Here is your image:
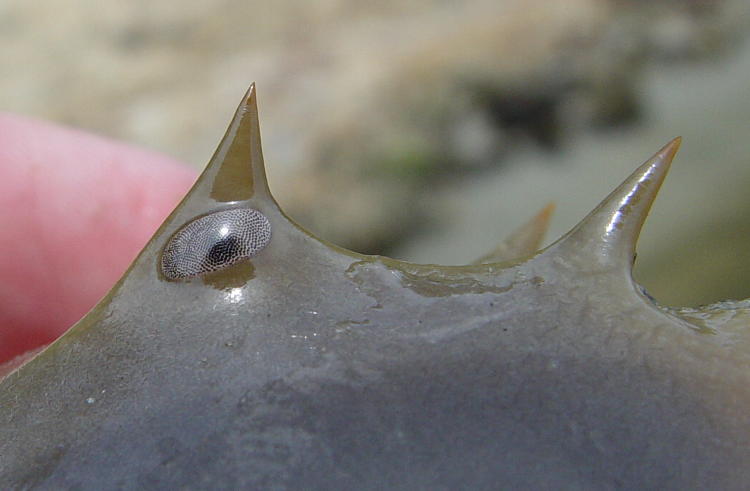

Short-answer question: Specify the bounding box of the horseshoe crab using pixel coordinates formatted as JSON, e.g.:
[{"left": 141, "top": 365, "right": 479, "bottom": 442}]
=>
[{"left": 2, "top": 85, "right": 749, "bottom": 489}]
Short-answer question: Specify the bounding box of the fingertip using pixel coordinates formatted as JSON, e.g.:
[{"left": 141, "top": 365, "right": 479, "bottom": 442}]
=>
[{"left": 0, "top": 114, "right": 197, "bottom": 363}]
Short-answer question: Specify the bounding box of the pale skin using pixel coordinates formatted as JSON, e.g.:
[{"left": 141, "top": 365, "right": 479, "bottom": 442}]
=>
[{"left": 0, "top": 114, "right": 196, "bottom": 372}]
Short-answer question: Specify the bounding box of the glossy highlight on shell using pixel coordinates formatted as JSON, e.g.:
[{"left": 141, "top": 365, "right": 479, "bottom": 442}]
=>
[
  {"left": 2, "top": 84, "right": 750, "bottom": 489},
  {"left": 160, "top": 208, "right": 271, "bottom": 280}
]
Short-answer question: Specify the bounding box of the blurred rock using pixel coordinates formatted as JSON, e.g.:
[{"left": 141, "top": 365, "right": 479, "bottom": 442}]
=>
[{"left": 0, "top": 0, "right": 747, "bottom": 253}]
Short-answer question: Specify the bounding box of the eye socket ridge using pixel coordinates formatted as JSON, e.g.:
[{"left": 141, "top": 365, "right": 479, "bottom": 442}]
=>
[{"left": 160, "top": 208, "right": 272, "bottom": 280}]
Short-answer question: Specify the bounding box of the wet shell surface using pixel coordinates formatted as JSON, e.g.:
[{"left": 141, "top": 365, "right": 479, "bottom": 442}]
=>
[{"left": 2, "top": 85, "right": 750, "bottom": 489}]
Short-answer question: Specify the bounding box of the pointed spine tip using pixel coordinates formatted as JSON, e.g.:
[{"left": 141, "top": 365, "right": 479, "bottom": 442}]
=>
[
  {"left": 537, "top": 202, "right": 556, "bottom": 226},
  {"left": 181, "top": 83, "right": 271, "bottom": 204},
  {"left": 548, "top": 139, "right": 681, "bottom": 269},
  {"left": 659, "top": 136, "right": 681, "bottom": 162},
  {"left": 473, "top": 202, "right": 556, "bottom": 264},
  {"left": 244, "top": 82, "right": 257, "bottom": 107}
]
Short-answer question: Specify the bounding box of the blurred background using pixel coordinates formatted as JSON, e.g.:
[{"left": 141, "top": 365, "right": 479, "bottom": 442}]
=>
[{"left": 1, "top": 0, "right": 749, "bottom": 307}]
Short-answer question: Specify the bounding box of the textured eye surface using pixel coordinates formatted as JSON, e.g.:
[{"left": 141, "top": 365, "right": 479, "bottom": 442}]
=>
[{"left": 161, "top": 208, "right": 271, "bottom": 280}]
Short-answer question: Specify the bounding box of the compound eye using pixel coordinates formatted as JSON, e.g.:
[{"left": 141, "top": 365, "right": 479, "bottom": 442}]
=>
[{"left": 161, "top": 208, "right": 271, "bottom": 280}]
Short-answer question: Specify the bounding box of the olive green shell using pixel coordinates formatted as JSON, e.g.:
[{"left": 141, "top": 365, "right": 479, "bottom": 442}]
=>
[{"left": 2, "top": 86, "right": 749, "bottom": 489}]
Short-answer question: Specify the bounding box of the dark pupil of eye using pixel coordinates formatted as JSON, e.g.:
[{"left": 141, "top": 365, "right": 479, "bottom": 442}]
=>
[{"left": 207, "top": 235, "right": 242, "bottom": 265}]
